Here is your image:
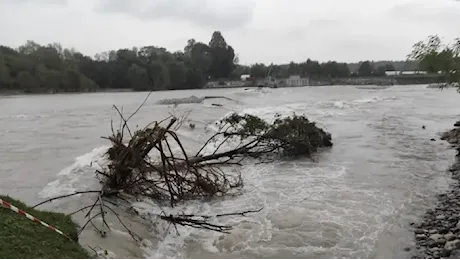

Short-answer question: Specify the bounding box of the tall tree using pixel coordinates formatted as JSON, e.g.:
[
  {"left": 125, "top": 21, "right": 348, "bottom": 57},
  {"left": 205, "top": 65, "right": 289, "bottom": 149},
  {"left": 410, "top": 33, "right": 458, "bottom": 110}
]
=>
[
  {"left": 209, "top": 31, "right": 228, "bottom": 49},
  {"left": 184, "top": 39, "right": 196, "bottom": 57},
  {"left": 408, "top": 35, "right": 460, "bottom": 88},
  {"left": 208, "top": 31, "right": 235, "bottom": 79},
  {"left": 250, "top": 63, "right": 267, "bottom": 78},
  {"left": 358, "top": 61, "right": 374, "bottom": 77},
  {"left": 0, "top": 55, "right": 12, "bottom": 89}
]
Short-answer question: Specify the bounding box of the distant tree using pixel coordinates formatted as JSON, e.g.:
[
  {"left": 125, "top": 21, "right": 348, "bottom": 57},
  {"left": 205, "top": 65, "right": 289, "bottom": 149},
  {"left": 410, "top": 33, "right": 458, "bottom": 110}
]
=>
[
  {"left": 16, "top": 71, "right": 39, "bottom": 92},
  {"left": 320, "top": 61, "right": 337, "bottom": 78},
  {"left": 288, "top": 62, "right": 300, "bottom": 75},
  {"left": 375, "top": 66, "right": 387, "bottom": 76},
  {"left": 208, "top": 31, "right": 235, "bottom": 79},
  {"left": 384, "top": 63, "right": 396, "bottom": 71},
  {"left": 17, "top": 40, "right": 41, "bottom": 55},
  {"left": 0, "top": 54, "right": 13, "bottom": 89},
  {"left": 184, "top": 39, "right": 196, "bottom": 57},
  {"left": 127, "top": 64, "right": 150, "bottom": 91},
  {"left": 250, "top": 63, "right": 267, "bottom": 78},
  {"left": 230, "top": 65, "right": 250, "bottom": 79},
  {"left": 320, "top": 61, "right": 350, "bottom": 78},
  {"left": 337, "top": 63, "right": 351, "bottom": 77},
  {"left": 408, "top": 35, "right": 460, "bottom": 88},
  {"left": 147, "top": 61, "right": 169, "bottom": 90},
  {"left": 233, "top": 54, "right": 240, "bottom": 66},
  {"left": 209, "top": 31, "right": 227, "bottom": 49},
  {"left": 306, "top": 59, "right": 322, "bottom": 79},
  {"left": 166, "top": 61, "right": 187, "bottom": 89},
  {"left": 358, "top": 61, "right": 374, "bottom": 77}
]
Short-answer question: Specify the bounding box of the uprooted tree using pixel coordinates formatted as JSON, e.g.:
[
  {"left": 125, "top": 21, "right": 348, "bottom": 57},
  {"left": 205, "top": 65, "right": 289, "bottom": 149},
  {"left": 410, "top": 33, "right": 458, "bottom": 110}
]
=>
[
  {"left": 98, "top": 112, "right": 333, "bottom": 208},
  {"left": 33, "top": 99, "right": 333, "bottom": 242}
]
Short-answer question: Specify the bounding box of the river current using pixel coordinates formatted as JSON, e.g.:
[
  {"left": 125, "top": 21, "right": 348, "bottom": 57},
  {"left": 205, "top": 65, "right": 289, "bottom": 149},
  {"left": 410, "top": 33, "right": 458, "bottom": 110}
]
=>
[{"left": 0, "top": 85, "right": 459, "bottom": 258}]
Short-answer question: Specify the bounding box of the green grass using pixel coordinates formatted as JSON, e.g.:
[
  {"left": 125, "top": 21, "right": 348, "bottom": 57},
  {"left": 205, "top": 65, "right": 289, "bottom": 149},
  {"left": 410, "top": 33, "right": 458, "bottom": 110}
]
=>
[{"left": 0, "top": 195, "right": 92, "bottom": 259}]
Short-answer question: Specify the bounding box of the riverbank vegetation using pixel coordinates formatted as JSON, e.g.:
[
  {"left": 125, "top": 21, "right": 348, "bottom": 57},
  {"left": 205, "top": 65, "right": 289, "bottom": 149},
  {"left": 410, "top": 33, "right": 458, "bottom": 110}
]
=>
[
  {"left": 0, "top": 195, "right": 91, "bottom": 258},
  {"left": 408, "top": 35, "right": 460, "bottom": 258},
  {"left": 408, "top": 35, "right": 460, "bottom": 90},
  {"left": 0, "top": 30, "right": 421, "bottom": 94}
]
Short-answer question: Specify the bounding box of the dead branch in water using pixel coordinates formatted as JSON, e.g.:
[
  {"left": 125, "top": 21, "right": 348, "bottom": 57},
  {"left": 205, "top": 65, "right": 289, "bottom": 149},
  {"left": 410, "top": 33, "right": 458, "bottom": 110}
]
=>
[
  {"left": 31, "top": 190, "right": 101, "bottom": 209},
  {"left": 35, "top": 189, "right": 263, "bottom": 243},
  {"left": 159, "top": 208, "right": 265, "bottom": 233}
]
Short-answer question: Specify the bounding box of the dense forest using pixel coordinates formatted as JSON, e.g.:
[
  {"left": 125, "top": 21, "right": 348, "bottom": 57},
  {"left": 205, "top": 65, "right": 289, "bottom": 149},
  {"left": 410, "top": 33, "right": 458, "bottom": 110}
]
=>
[{"left": 0, "top": 31, "right": 418, "bottom": 93}]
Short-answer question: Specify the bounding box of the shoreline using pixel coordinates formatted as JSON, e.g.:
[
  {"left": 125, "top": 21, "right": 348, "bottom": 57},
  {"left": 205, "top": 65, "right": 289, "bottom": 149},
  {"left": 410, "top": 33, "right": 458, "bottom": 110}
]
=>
[
  {"left": 412, "top": 123, "right": 460, "bottom": 258},
  {"left": 1, "top": 83, "right": 433, "bottom": 97}
]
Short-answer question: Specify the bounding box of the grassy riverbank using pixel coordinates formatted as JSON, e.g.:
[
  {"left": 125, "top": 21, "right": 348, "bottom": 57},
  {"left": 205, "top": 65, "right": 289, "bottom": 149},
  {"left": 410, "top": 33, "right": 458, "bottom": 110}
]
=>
[{"left": 0, "top": 195, "right": 91, "bottom": 258}]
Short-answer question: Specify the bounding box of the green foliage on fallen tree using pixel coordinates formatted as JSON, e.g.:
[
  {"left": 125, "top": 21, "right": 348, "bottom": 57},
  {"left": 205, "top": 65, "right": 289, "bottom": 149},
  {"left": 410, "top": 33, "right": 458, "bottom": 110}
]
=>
[
  {"left": 266, "top": 114, "right": 333, "bottom": 156},
  {"left": 221, "top": 113, "right": 333, "bottom": 157}
]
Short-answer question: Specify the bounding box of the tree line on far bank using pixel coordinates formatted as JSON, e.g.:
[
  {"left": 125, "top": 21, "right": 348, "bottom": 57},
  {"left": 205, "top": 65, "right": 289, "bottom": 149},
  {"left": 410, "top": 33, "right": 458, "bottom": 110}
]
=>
[{"left": 0, "top": 30, "right": 419, "bottom": 93}]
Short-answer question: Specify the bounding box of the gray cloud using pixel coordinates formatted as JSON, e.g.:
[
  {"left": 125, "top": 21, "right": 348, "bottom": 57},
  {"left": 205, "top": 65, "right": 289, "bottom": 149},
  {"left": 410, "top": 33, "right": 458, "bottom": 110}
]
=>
[
  {"left": 95, "top": 0, "right": 256, "bottom": 30},
  {"left": 0, "top": 0, "right": 458, "bottom": 64},
  {"left": 1, "top": 0, "right": 67, "bottom": 5},
  {"left": 387, "top": 0, "right": 460, "bottom": 35}
]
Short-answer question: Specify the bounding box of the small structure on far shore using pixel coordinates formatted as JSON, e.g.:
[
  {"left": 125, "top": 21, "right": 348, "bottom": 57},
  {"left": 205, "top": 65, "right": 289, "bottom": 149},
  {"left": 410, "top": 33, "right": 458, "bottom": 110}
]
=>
[
  {"left": 284, "top": 75, "right": 310, "bottom": 87},
  {"left": 385, "top": 70, "right": 428, "bottom": 76},
  {"left": 240, "top": 74, "right": 251, "bottom": 81}
]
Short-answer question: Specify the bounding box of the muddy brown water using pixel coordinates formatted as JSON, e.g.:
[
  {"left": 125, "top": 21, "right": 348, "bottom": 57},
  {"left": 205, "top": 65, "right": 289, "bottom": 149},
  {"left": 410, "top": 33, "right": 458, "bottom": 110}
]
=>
[{"left": 0, "top": 85, "right": 459, "bottom": 258}]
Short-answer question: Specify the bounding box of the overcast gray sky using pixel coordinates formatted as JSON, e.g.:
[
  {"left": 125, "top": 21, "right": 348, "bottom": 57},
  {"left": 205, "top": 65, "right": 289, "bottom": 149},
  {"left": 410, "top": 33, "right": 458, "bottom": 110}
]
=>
[{"left": 0, "top": 0, "right": 459, "bottom": 65}]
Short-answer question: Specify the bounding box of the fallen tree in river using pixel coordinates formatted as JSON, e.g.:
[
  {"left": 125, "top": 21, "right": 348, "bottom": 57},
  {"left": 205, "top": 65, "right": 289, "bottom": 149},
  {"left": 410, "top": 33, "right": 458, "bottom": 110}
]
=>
[
  {"left": 100, "top": 112, "right": 332, "bottom": 206},
  {"left": 33, "top": 96, "right": 333, "bottom": 243}
]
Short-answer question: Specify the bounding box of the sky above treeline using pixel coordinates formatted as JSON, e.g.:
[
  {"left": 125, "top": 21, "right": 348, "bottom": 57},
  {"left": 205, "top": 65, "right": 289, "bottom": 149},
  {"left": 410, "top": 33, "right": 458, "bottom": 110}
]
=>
[{"left": 1, "top": 0, "right": 459, "bottom": 65}]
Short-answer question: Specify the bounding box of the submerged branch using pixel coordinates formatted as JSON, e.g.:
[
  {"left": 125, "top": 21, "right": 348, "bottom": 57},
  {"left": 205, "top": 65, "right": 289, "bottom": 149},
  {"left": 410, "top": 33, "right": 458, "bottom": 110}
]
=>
[{"left": 32, "top": 190, "right": 102, "bottom": 209}]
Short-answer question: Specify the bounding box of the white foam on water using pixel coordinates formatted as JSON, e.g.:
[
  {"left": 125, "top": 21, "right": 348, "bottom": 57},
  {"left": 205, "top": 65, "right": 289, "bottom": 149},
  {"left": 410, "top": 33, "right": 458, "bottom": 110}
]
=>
[
  {"left": 352, "top": 96, "right": 397, "bottom": 104},
  {"left": 315, "top": 96, "right": 397, "bottom": 110},
  {"left": 228, "top": 88, "right": 272, "bottom": 97},
  {"left": 333, "top": 101, "right": 346, "bottom": 109},
  {"left": 0, "top": 114, "right": 49, "bottom": 120},
  {"left": 212, "top": 94, "right": 395, "bottom": 127},
  {"left": 39, "top": 145, "right": 110, "bottom": 198},
  {"left": 132, "top": 199, "right": 208, "bottom": 258},
  {"left": 136, "top": 156, "right": 397, "bottom": 258}
]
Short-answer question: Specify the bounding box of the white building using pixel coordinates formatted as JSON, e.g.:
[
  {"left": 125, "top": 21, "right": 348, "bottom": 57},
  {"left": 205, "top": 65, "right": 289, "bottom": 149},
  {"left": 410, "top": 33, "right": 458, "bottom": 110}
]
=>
[
  {"left": 285, "top": 75, "right": 309, "bottom": 87},
  {"left": 240, "top": 74, "right": 251, "bottom": 81},
  {"left": 385, "top": 71, "right": 428, "bottom": 76}
]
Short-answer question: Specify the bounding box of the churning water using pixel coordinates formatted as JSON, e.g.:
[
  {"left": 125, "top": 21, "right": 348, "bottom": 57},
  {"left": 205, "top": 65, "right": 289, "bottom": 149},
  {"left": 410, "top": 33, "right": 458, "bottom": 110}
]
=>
[{"left": 1, "top": 85, "right": 459, "bottom": 258}]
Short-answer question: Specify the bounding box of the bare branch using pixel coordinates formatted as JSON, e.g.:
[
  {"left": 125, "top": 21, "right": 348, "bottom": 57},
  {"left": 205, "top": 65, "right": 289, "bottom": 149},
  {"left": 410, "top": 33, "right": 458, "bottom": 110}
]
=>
[
  {"left": 127, "top": 90, "right": 154, "bottom": 122},
  {"left": 32, "top": 190, "right": 102, "bottom": 209}
]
